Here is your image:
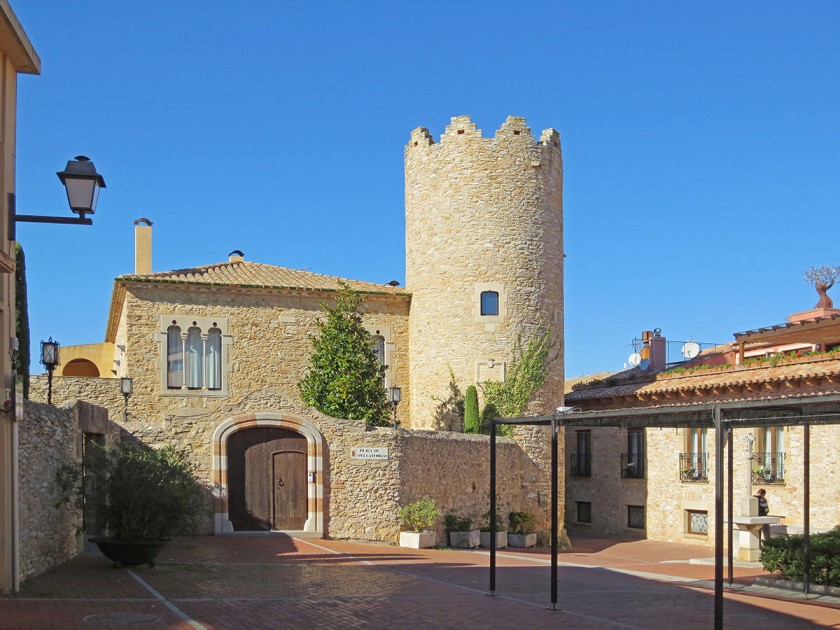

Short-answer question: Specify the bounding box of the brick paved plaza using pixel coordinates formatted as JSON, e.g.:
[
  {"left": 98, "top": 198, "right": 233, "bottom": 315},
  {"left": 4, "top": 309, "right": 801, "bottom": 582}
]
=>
[{"left": 2, "top": 535, "right": 839, "bottom": 629}]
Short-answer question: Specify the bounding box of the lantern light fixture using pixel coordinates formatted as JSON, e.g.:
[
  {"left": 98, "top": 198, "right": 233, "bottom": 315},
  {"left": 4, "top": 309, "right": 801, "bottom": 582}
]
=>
[{"left": 9, "top": 156, "right": 106, "bottom": 240}]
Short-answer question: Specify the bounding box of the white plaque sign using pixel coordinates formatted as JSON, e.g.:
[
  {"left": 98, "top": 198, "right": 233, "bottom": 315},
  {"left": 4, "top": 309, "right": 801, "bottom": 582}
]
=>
[{"left": 351, "top": 447, "right": 389, "bottom": 460}]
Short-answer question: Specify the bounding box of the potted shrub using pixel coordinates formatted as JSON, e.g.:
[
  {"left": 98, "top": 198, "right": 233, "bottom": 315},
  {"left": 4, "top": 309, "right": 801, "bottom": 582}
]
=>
[
  {"left": 508, "top": 511, "right": 538, "bottom": 548},
  {"left": 89, "top": 442, "right": 206, "bottom": 567},
  {"left": 444, "top": 511, "right": 479, "bottom": 548},
  {"left": 398, "top": 498, "right": 439, "bottom": 549},
  {"left": 479, "top": 509, "right": 507, "bottom": 549}
]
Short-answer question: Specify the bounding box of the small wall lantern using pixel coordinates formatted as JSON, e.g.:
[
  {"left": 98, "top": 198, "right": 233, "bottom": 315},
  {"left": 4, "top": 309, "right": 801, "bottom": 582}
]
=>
[
  {"left": 120, "top": 377, "right": 133, "bottom": 422},
  {"left": 388, "top": 386, "right": 401, "bottom": 429},
  {"left": 40, "top": 338, "right": 60, "bottom": 404}
]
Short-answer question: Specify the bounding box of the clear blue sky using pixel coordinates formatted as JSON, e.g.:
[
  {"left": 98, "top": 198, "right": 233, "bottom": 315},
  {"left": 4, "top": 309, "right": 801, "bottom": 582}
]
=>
[{"left": 12, "top": 1, "right": 840, "bottom": 378}]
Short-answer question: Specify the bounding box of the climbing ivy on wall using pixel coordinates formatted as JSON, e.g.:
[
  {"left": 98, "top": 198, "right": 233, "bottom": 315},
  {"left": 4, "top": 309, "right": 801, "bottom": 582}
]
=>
[{"left": 481, "top": 325, "right": 554, "bottom": 436}]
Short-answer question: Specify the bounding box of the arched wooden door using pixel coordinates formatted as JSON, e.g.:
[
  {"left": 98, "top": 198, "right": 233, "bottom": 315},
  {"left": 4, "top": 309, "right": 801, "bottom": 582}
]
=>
[{"left": 227, "top": 427, "right": 307, "bottom": 531}]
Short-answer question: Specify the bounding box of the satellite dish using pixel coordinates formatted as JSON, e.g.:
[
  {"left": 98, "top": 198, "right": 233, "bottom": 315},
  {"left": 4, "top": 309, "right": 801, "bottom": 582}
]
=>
[
  {"left": 638, "top": 358, "right": 651, "bottom": 371},
  {"left": 628, "top": 353, "right": 642, "bottom": 367},
  {"left": 682, "top": 341, "right": 701, "bottom": 360}
]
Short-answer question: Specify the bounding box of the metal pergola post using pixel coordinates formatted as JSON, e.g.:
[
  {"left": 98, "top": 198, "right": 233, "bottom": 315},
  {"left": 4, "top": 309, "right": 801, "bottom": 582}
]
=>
[
  {"left": 551, "top": 412, "right": 558, "bottom": 609},
  {"left": 713, "top": 406, "right": 724, "bottom": 630},
  {"left": 727, "top": 426, "right": 734, "bottom": 587},
  {"left": 489, "top": 420, "right": 497, "bottom": 595},
  {"left": 485, "top": 396, "right": 840, "bottom": 619}
]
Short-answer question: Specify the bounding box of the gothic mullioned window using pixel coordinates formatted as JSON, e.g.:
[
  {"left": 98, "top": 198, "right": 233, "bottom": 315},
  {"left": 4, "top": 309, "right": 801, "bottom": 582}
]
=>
[{"left": 161, "top": 316, "right": 229, "bottom": 394}]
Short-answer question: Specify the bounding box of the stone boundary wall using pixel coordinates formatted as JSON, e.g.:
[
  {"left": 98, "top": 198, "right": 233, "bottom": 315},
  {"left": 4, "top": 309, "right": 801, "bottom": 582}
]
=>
[
  {"left": 30, "top": 376, "right": 124, "bottom": 425},
  {"left": 324, "top": 422, "right": 550, "bottom": 544},
  {"left": 18, "top": 400, "right": 116, "bottom": 582},
  {"left": 31, "top": 377, "right": 554, "bottom": 545}
]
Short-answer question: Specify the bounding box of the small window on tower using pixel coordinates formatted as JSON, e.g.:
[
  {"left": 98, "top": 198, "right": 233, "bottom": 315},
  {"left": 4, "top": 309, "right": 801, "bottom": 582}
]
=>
[{"left": 480, "top": 291, "right": 499, "bottom": 316}]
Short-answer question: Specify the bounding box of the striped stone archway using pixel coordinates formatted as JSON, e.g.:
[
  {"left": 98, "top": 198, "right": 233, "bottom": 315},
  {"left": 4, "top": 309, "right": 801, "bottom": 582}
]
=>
[{"left": 212, "top": 413, "right": 325, "bottom": 534}]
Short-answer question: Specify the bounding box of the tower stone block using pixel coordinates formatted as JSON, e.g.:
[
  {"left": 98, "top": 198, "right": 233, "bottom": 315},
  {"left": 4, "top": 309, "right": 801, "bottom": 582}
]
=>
[{"left": 405, "top": 115, "right": 564, "bottom": 428}]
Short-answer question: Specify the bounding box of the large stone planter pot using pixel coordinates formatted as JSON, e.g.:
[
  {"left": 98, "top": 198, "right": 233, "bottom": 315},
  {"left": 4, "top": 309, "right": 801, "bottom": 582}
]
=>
[
  {"left": 480, "top": 531, "right": 508, "bottom": 549},
  {"left": 91, "top": 538, "right": 169, "bottom": 567},
  {"left": 399, "top": 531, "right": 436, "bottom": 549},
  {"left": 507, "top": 533, "right": 537, "bottom": 548},
  {"left": 448, "top": 530, "right": 480, "bottom": 548}
]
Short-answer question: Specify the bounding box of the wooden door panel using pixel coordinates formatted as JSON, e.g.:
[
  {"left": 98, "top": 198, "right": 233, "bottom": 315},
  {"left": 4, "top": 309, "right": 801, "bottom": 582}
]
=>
[
  {"left": 273, "top": 451, "right": 307, "bottom": 529},
  {"left": 227, "top": 428, "right": 307, "bottom": 531}
]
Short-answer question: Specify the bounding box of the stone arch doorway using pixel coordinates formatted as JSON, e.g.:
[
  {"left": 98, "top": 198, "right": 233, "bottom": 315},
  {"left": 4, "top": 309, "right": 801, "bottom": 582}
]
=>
[{"left": 212, "top": 413, "right": 325, "bottom": 534}]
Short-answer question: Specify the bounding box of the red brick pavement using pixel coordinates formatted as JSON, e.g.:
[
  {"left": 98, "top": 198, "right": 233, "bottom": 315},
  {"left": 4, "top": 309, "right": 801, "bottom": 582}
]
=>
[{"left": 1, "top": 535, "right": 838, "bottom": 629}]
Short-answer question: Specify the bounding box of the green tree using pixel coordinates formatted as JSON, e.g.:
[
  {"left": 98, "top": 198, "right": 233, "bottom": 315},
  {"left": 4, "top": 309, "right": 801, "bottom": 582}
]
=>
[
  {"left": 464, "top": 385, "right": 479, "bottom": 433},
  {"left": 298, "top": 287, "right": 389, "bottom": 426},
  {"left": 481, "top": 325, "right": 554, "bottom": 436},
  {"left": 14, "top": 243, "right": 30, "bottom": 398}
]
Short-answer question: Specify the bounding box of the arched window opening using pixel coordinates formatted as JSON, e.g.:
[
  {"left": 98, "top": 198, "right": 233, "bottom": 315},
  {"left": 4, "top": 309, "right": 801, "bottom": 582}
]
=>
[
  {"left": 186, "top": 327, "right": 203, "bottom": 389},
  {"left": 206, "top": 327, "right": 222, "bottom": 390},
  {"left": 167, "top": 325, "right": 183, "bottom": 389}
]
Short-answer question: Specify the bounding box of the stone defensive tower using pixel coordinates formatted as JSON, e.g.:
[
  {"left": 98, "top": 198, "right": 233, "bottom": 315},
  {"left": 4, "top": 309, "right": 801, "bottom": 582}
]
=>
[{"left": 405, "top": 115, "right": 564, "bottom": 428}]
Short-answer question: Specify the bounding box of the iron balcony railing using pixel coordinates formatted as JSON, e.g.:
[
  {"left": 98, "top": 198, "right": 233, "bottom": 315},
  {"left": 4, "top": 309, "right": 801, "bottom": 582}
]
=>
[
  {"left": 679, "top": 453, "right": 708, "bottom": 482},
  {"left": 570, "top": 452, "right": 591, "bottom": 477},
  {"left": 621, "top": 452, "right": 645, "bottom": 479},
  {"left": 751, "top": 452, "right": 786, "bottom": 484}
]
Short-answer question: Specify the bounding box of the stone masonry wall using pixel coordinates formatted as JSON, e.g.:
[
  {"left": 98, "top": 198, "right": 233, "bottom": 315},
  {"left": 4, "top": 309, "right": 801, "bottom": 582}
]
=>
[
  {"left": 18, "top": 400, "right": 116, "bottom": 582},
  {"left": 117, "top": 284, "right": 412, "bottom": 428},
  {"left": 565, "top": 424, "right": 840, "bottom": 546},
  {"left": 34, "top": 376, "right": 552, "bottom": 544},
  {"left": 405, "top": 115, "right": 565, "bottom": 428}
]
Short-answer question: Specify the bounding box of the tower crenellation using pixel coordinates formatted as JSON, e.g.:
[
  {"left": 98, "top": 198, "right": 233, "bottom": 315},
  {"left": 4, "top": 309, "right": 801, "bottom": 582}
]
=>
[{"left": 404, "top": 114, "right": 564, "bottom": 428}]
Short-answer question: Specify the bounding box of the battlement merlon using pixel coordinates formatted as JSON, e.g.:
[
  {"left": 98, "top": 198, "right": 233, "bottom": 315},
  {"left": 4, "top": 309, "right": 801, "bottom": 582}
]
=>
[
  {"left": 408, "top": 127, "right": 434, "bottom": 148},
  {"left": 405, "top": 115, "right": 561, "bottom": 152}
]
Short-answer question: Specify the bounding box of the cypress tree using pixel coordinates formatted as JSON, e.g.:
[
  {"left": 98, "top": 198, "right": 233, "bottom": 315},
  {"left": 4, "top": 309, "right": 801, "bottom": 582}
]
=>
[
  {"left": 14, "top": 243, "right": 30, "bottom": 398},
  {"left": 464, "top": 385, "right": 479, "bottom": 433}
]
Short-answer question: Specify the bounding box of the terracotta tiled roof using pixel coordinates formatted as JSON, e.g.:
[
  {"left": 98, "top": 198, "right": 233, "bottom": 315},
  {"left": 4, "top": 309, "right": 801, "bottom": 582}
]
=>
[
  {"left": 117, "top": 261, "right": 408, "bottom": 296},
  {"left": 567, "top": 357, "right": 840, "bottom": 403}
]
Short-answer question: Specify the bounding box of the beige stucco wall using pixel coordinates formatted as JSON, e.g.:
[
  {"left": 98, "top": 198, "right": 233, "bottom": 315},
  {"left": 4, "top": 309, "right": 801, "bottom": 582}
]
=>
[
  {"left": 404, "top": 115, "right": 565, "bottom": 429},
  {"left": 0, "top": 0, "right": 40, "bottom": 592},
  {"left": 565, "top": 424, "right": 840, "bottom": 546},
  {"left": 56, "top": 342, "right": 115, "bottom": 377}
]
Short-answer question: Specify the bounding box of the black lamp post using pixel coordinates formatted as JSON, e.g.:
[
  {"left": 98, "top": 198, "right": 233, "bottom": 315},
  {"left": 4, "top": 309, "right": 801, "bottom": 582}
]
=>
[
  {"left": 388, "top": 386, "right": 401, "bottom": 429},
  {"left": 120, "top": 377, "right": 132, "bottom": 422},
  {"left": 8, "top": 156, "right": 106, "bottom": 240},
  {"left": 40, "top": 338, "right": 60, "bottom": 404}
]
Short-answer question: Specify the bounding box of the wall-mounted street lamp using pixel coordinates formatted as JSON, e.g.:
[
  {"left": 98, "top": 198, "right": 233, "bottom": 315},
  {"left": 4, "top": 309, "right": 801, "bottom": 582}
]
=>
[
  {"left": 8, "top": 156, "right": 106, "bottom": 240},
  {"left": 120, "top": 377, "right": 132, "bottom": 422},
  {"left": 40, "top": 338, "right": 60, "bottom": 404},
  {"left": 388, "top": 386, "right": 401, "bottom": 429}
]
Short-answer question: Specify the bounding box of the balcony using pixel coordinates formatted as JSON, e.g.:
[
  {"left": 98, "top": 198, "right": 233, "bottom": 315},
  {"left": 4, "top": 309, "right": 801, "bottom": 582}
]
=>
[
  {"left": 570, "top": 452, "right": 591, "bottom": 477},
  {"left": 679, "top": 453, "right": 708, "bottom": 482},
  {"left": 621, "top": 453, "right": 645, "bottom": 479},
  {"left": 751, "top": 452, "right": 786, "bottom": 485}
]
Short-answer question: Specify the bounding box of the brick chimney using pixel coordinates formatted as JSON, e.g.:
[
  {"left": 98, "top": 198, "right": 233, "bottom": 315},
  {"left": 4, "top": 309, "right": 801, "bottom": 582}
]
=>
[
  {"left": 134, "top": 218, "right": 153, "bottom": 275},
  {"left": 641, "top": 329, "right": 667, "bottom": 372}
]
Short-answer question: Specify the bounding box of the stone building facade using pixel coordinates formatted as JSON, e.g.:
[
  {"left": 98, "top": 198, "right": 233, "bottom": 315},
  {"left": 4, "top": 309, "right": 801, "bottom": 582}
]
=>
[
  {"left": 564, "top": 314, "right": 840, "bottom": 547},
  {"left": 33, "top": 115, "right": 565, "bottom": 543}
]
